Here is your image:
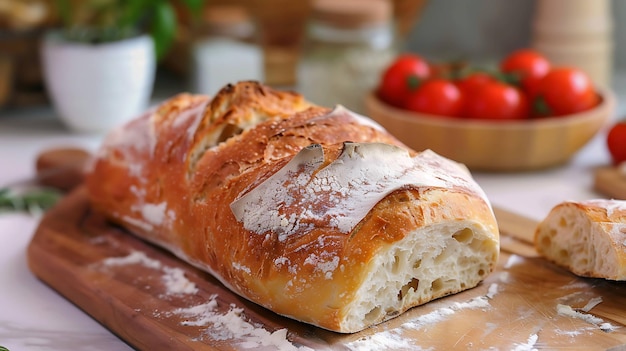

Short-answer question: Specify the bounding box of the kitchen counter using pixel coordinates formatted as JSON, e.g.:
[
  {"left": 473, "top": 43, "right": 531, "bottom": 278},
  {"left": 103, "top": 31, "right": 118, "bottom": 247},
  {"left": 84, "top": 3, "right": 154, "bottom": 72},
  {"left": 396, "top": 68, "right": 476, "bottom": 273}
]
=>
[{"left": 0, "top": 79, "right": 624, "bottom": 350}]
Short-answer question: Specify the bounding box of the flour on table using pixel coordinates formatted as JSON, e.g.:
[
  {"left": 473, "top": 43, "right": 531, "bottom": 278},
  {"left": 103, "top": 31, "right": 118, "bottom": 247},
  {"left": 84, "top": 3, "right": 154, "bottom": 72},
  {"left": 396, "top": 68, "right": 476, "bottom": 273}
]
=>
[
  {"left": 486, "top": 283, "right": 499, "bottom": 299},
  {"left": 99, "top": 250, "right": 198, "bottom": 296},
  {"left": 344, "top": 330, "right": 428, "bottom": 351},
  {"left": 172, "top": 295, "right": 313, "bottom": 351},
  {"left": 496, "top": 271, "right": 511, "bottom": 283},
  {"left": 102, "top": 250, "right": 162, "bottom": 269},
  {"left": 403, "top": 296, "right": 491, "bottom": 330},
  {"left": 556, "top": 304, "right": 618, "bottom": 332},
  {"left": 482, "top": 322, "right": 498, "bottom": 338},
  {"left": 550, "top": 296, "right": 610, "bottom": 337},
  {"left": 511, "top": 333, "right": 538, "bottom": 351},
  {"left": 559, "top": 280, "right": 589, "bottom": 290},
  {"left": 555, "top": 328, "right": 585, "bottom": 337},
  {"left": 504, "top": 254, "right": 524, "bottom": 269},
  {"left": 346, "top": 296, "right": 491, "bottom": 350},
  {"left": 163, "top": 267, "right": 199, "bottom": 294},
  {"left": 581, "top": 297, "right": 603, "bottom": 312}
]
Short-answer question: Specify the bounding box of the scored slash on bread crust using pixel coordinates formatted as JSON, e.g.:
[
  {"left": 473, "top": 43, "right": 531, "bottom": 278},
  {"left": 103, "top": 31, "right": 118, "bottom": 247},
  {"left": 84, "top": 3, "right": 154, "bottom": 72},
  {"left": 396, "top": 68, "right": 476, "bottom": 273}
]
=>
[
  {"left": 534, "top": 199, "right": 626, "bottom": 281},
  {"left": 86, "top": 81, "right": 500, "bottom": 333}
]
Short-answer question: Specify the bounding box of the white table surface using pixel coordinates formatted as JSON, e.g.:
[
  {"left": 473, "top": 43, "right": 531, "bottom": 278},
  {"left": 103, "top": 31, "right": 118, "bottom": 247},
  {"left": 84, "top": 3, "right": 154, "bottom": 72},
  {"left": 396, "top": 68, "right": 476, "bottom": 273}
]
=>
[{"left": 0, "top": 78, "right": 624, "bottom": 350}]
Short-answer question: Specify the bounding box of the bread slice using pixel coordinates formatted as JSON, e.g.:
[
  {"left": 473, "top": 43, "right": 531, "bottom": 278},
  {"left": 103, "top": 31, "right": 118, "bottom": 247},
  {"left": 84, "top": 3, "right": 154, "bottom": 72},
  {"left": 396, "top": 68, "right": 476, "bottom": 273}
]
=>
[{"left": 534, "top": 199, "right": 626, "bottom": 280}]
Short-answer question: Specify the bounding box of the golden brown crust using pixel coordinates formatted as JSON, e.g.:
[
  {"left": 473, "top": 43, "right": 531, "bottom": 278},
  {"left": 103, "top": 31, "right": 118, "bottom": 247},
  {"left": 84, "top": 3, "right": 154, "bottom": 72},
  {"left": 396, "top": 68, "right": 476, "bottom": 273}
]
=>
[{"left": 86, "top": 81, "right": 499, "bottom": 332}]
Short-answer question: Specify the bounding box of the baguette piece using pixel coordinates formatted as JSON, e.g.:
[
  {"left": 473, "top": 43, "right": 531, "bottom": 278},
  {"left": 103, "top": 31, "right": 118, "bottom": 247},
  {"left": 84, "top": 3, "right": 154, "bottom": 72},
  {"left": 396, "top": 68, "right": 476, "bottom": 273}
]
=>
[
  {"left": 535, "top": 199, "right": 626, "bottom": 280},
  {"left": 85, "top": 81, "right": 499, "bottom": 333}
]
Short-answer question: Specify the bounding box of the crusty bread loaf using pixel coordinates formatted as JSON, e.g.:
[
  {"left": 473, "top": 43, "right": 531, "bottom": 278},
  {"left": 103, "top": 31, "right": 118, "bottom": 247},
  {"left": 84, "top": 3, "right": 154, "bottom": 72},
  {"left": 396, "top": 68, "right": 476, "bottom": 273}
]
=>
[
  {"left": 85, "top": 81, "right": 499, "bottom": 333},
  {"left": 535, "top": 199, "right": 626, "bottom": 281}
]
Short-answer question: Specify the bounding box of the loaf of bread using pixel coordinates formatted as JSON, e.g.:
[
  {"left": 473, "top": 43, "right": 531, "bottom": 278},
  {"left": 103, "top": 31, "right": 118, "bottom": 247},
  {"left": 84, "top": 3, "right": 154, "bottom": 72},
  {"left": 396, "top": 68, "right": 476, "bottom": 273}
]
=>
[
  {"left": 85, "top": 81, "right": 499, "bottom": 333},
  {"left": 535, "top": 199, "right": 626, "bottom": 281}
]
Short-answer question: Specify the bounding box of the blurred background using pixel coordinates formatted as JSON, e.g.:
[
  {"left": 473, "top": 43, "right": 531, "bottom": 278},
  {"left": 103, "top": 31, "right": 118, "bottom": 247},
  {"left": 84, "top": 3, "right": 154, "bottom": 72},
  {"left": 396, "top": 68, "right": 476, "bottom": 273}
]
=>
[{"left": 0, "top": 0, "right": 622, "bottom": 122}]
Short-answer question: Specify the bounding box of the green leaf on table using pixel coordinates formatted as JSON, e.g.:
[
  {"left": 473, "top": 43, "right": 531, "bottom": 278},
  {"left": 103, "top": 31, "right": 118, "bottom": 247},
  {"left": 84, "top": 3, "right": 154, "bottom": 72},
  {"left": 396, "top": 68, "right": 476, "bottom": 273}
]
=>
[{"left": 0, "top": 187, "right": 63, "bottom": 215}]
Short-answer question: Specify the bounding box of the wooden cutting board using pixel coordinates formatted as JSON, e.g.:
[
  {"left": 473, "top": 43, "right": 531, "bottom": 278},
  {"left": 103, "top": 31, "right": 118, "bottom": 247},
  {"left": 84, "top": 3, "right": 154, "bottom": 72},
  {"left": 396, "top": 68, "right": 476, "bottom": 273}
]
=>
[
  {"left": 595, "top": 166, "right": 626, "bottom": 200},
  {"left": 27, "top": 186, "right": 626, "bottom": 350}
]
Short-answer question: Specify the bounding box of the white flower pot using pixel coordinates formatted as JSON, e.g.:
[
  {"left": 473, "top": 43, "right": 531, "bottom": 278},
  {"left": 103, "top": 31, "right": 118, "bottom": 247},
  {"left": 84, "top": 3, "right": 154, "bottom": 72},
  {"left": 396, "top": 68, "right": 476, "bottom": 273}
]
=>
[{"left": 41, "top": 32, "right": 156, "bottom": 133}]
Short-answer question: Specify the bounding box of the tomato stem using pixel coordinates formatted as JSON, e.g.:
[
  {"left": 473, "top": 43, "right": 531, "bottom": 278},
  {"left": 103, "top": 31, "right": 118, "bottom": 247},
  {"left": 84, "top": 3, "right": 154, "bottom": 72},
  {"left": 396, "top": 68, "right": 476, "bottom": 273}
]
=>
[
  {"left": 406, "top": 75, "right": 422, "bottom": 91},
  {"left": 532, "top": 96, "right": 551, "bottom": 117}
]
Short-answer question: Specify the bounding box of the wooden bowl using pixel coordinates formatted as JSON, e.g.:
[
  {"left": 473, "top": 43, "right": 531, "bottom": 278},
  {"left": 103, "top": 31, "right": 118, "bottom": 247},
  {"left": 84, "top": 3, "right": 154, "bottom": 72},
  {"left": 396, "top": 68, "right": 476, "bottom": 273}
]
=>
[{"left": 365, "top": 90, "right": 616, "bottom": 172}]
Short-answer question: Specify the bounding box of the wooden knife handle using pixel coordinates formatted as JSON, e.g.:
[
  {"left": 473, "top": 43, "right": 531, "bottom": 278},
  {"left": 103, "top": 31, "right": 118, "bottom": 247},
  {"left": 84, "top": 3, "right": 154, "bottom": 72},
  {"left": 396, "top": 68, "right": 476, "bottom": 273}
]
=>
[{"left": 35, "top": 147, "right": 91, "bottom": 192}]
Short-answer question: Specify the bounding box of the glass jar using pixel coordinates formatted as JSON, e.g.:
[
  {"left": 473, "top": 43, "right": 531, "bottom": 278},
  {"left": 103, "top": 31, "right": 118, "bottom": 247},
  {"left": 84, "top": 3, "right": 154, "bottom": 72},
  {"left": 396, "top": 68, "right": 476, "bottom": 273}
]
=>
[
  {"left": 192, "top": 5, "right": 264, "bottom": 96},
  {"left": 297, "top": 0, "right": 397, "bottom": 113}
]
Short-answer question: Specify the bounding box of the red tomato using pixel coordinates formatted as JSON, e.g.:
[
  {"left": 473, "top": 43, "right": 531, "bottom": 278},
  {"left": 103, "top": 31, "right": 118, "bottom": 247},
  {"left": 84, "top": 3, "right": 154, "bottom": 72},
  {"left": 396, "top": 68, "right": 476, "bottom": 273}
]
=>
[
  {"left": 463, "top": 81, "right": 529, "bottom": 120},
  {"left": 500, "top": 49, "right": 551, "bottom": 96},
  {"left": 456, "top": 72, "right": 496, "bottom": 97},
  {"left": 533, "top": 67, "right": 599, "bottom": 116},
  {"left": 377, "top": 54, "right": 431, "bottom": 107},
  {"left": 404, "top": 79, "right": 463, "bottom": 117},
  {"left": 607, "top": 121, "right": 626, "bottom": 165}
]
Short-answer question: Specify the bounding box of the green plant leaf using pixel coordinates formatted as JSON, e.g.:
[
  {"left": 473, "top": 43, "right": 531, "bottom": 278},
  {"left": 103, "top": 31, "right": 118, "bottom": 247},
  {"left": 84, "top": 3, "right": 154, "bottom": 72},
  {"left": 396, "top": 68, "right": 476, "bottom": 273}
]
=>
[
  {"left": 180, "top": 0, "right": 205, "bottom": 19},
  {"left": 52, "top": 0, "right": 202, "bottom": 53},
  {"left": 54, "top": 0, "right": 73, "bottom": 27},
  {"left": 0, "top": 187, "right": 62, "bottom": 215},
  {"left": 118, "top": 0, "right": 152, "bottom": 29},
  {"left": 181, "top": 0, "right": 204, "bottom": 11},
  {"left": 151, "top": 1, "right": 177, "bottom": 60}
]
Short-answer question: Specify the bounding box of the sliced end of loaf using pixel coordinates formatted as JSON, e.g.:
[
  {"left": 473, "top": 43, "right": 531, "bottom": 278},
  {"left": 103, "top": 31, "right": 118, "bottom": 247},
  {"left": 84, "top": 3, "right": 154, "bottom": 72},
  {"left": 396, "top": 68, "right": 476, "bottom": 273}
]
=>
[
  {"left": 535, "top": 202, "right": 626, "bottom": 280},
  {"left": 339, "top": 193, "right": 499, "bottom": 333},
  {"left": 343, "top": 223, "right": 497, "bottom": 332}
]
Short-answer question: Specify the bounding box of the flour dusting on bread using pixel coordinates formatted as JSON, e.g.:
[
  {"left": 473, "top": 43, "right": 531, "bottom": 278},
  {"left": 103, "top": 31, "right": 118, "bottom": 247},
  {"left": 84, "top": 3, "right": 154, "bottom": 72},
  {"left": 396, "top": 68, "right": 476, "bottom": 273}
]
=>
[
  {"left": 231, "top": 142, "right": 487, "bottom": 240},
  {"left": 86, "top": 81, "right": 500, "bottom": 333}
]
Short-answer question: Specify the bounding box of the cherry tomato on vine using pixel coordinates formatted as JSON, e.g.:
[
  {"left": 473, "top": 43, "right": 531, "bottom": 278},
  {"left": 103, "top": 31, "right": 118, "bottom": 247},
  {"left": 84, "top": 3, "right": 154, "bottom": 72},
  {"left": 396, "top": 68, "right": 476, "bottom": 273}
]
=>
[
  {"left": 463, "top": 81, "right": 529, "bottom": 120},
  {"left": 533, "top": 67, "right": 599, "bottom": 117},
  {"left": 607, "top": 121, "right": 626, "bottom": 165},
  {"left": 404, "top": 79, "right": 463, "bottom": 117},
  {"left": 377, "top": 54, "right": 431, "bottom": 108},
  {"left": 500, "top": 49, "right": 551, "bottom": 96}
]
